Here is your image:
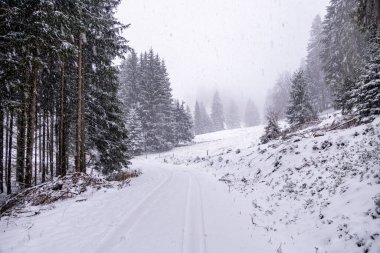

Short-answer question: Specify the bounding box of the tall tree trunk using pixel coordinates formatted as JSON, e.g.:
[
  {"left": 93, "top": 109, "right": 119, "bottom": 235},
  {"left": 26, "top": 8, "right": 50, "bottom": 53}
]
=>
[
  {"left": 45, "top": 113, "right": 49, "bottom": 176},
  {"left": 7, "top": 109, "right": 14, "bottom": 194},
  {"left": 16, "top": 95, "right": 26, "bottom": 186},
  {"left": 76, "top": 33, "right": 84, "bottom": 173},
  {"left": 25, "top": 65, "right": 38, "bottom": 188},
  {"left": 39, "top": 113, "right": 42, "bottom": 173},
  {"left": 47, "top": 112, "right": 54, "bottom": 180},
  {"left": 0, "top": 105, "right": 3, "bottom": 193},
  {"left": 81, "top": 51, "right": 86, "bottom": 173},
  {"left": 41, "top": 112, "right": 46, "bottom": 183},
  {"left": 59, "top": 63, "right": 67, "bottom": 176},
  {"left": 49, "top": 112, "right": 54, "bottom": 179},
  {"left": 34, "top": 112, "right": 38, "bottom": 186},
  {"left": 5, "top": 111, "right": 9, "bottom": 185},
  {"left": 55, "top": 106, "right": 60, "bottom": 176}
]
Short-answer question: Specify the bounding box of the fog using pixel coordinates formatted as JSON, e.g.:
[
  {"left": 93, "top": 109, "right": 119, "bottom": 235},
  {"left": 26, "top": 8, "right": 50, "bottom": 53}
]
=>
[{"left": 116, "top": 0, "right": 330, "bottom": 116}]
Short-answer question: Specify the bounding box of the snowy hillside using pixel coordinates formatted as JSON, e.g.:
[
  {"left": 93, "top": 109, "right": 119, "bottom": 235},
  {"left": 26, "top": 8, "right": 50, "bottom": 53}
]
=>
[{"left": 152, "top": 114, "right": 380, "bottom": 253}]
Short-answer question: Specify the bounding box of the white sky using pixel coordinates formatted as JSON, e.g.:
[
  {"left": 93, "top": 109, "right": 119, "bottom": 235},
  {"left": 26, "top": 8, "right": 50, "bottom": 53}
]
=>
[{"left": 116, "top": 0, "right": 330, "bottom": 115}]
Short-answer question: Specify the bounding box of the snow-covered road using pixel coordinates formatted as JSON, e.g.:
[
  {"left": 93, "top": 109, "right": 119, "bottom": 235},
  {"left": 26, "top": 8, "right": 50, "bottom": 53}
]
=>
[
  {"left": 0, "top": 159, "right": 260, "bottom": 253},
  {"left": 95, "top": 159, "right": 258, "bottom": 253}
]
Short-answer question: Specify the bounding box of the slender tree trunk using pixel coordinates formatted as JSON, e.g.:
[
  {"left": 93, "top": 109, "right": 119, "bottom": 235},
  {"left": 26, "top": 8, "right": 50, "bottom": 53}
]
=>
[
  {"left": 16, "top": 95, "right": 26, "bottom": 186},
  {"left": 81, "top": 52, "right": 86, "bottom": 173},
  {"left": 5, "top": 111, "right": 9, "bottom": 184},
  {"left": 47, "top": 112, "right": 54, "bottom": 180},
  {"left": 50, "top": 112, "right": 54, "bottom": 179},
  {"left": 55, "top": 106, "right": 60, "bottom": 176},
  {"left": 34, "top": 112, "right": 37, "bottom": 186},
  {"left": 0, "top": 105, "right": 3, "bottom": 193},
  {"left": 375, "top": 0, "right": 380, "bottom": 27},
  {"left": 7, "top": 109, "right": 14, "bottom": 194},
  {"left": 59, "top": 63, "right": 67, "bottom": 176},
  {"left": 41, "top": 112, "right": 46, "bottom": 183},
  {"left": 25, "top": 65, "right": 38, "bottom": 188},
  {"left": 76, "top": 33, "right": 84, "bottom": 173},
  {"left": 39, "top": 113, "right": 42, "bottom": 173},
  {"left": 46, "top": 113, "right": 49, "bottom": 176}
]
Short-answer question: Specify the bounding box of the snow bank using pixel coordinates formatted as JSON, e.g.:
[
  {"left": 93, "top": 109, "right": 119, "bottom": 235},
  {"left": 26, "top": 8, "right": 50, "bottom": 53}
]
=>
[{"left": 157, "top": 115, "right": 380, "bottom": 253}]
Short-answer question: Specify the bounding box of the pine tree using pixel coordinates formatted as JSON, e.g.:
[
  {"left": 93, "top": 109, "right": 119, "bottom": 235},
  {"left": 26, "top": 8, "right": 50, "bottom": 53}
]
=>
[
  {"left": 119, "top": 51, "right": 140, "bottom": 112},
  {"left": 120, "top": 49, "right": 180, "bottom": 151},
  {"left": 173, "top": 100, "right": 194, "bottom": 145},
  {"left": 306, "top": 15, "right": 332, "bottom": 112},
  {"left": 211, "top": 91, "right": 224, "bottom": 131},
  {"left": 125, "top": 107, "right": 144, "bottom": 156},
  {"left": 260, "top": 111, "right": 281, "bottom": 144},
  {"left": 225, "top": 100, "right": 240, "bottom": 129},
  {"left": 287, "top": 70, "right": 317, "bottom": 128},
  {"left": 0, "top": 0, "right": 130, "bottom": 186},
  {"left": 321, "top": 0, "right": 366, "bottom": 113},
  {"left": 352, "top": 31, "right": 380, "bottom": 123},
  {"left": 194, "top": 101, "right": 203, "bottom": 135},
  {"left": 244, "top": 99, "right": 260, "bottom": 127}
]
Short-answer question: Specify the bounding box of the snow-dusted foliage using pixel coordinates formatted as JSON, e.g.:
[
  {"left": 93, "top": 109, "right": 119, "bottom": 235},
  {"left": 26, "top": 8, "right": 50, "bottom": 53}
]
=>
[
  {"left": 305, "top": 15, "right": 332, "bottom": 112},
  {"left": 352, "top": 31, "right": 380, "bottom": 123},
  {"left": 172, "top": 100, "right": 194, "bottom": 145},
  {"left": 210, "top": 91, "right": 224, "bottom": 132},
  {"left": 320, "top": 0, "right": 366, "bottom": 113},
  {"left": 260, "top": 111, "right": 281, "bottom": 144},
  {"left": 119, "top": 49, "right": 193, "bottom": 152},
  {"left": 194, "top": 101, "right": 213, "bottom": 135},
  {"left": 125, "top": 108, "right": 144, "bottom": 156},
  {"left": 286, "top": 69, "right": 317, "bottom": 128},
  {"left": 0, "top": 0, "right": 130, "bottom": 190}
]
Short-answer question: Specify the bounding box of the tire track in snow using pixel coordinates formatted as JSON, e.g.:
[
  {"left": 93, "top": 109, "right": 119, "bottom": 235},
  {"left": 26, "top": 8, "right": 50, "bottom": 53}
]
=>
[
  {"left": 182, "top": 175, "right": 192, "bottom": 253},
  {"left": 182, "top": 172, "right": 208, "bottom": 253},
  {"left": 94, "top": 169, "right": 174, "bottom": 253},
  {"left": 195, "top": 174, "right": 208, "bottom": 253}
]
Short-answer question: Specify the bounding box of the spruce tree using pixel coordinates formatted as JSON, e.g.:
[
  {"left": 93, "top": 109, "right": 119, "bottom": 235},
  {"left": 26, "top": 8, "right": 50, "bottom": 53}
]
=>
[
  {"left": 125, "top": 107, "right": 144, "bottom": 156},
  {"left": 306, "top": 15, "right": 332, "bottom": 112},
  {"left": 353, "top": 31, "right": 380, "bottom": 123},
  {"left": 120, "top": 49, "right": 179, "bottom": 151},
  {"left": 321, "top": 0, "right": 366, "bottom": 113},
  {"left": 211, "top": 91, "right": 224, "bottom": 131},
  {"left": 194, "top": 101, "right": 203, "bottom": 135},
  {"left": 119, "top": 51, "right": 140, "bottom": 112},
  {"left": 287, "top": 70, "right": 316, "bottom": 128},
  {"left": 173, "top": 100, "right": 194, "bottom": 145},
  {"left": 260, "top": 111, "right": 281, "bottom": 144}
]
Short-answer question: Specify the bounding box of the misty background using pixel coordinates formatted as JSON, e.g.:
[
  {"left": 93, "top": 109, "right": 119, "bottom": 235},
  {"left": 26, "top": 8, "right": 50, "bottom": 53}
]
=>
[{"left": 116, "top": 0, "right": 330, "bottom": 119}]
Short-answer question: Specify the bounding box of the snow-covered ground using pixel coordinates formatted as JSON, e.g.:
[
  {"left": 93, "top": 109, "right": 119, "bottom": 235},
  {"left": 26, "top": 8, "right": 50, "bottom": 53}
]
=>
[
  {"left": 154, "top": 114, "right": 380, "bottom": 253},
  {"left": 0, "top": 160, "right": 267, "bottom": 253},
  {"left": 1, "top": 113, "right": 379, "bottom": 253}
]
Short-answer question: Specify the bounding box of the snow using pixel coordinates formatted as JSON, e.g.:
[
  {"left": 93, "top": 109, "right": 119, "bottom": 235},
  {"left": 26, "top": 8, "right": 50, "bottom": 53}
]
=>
[
  {"left": 155, "top": 114, "right": 380, "bottom": 253},
  {"left": 1, "top": 114, "right": 379, "bottom": 253},
  {"left": 0, "top": 161, "right": 263, "bottom": 253}
]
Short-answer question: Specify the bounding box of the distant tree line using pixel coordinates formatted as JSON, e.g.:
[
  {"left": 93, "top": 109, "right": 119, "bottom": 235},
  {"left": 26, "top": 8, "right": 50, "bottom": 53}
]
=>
[
  {"left": 0, "top": 0, "right": 130, "bottom": 194},
  {"left": 119, "top": 50, "right": 194, "bottom": 153},
  {"left": 262, "top": 0, "right": 380, "bottom": 143},
  {"left": 193, "top": 91, "right": 260, "bottom": 135}
]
